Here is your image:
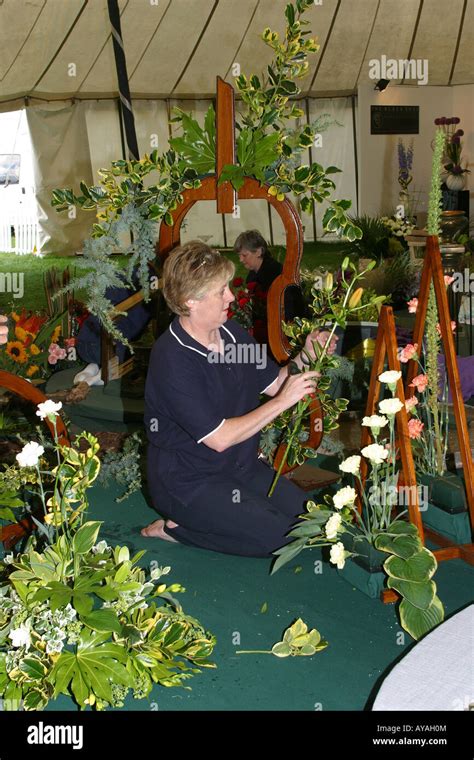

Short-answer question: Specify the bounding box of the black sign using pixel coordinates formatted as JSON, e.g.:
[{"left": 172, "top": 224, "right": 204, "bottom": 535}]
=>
[{"left": 371, "top": 105, "right": 419, "bottom": 135}]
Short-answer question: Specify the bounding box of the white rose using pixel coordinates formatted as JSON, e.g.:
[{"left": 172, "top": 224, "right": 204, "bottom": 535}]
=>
[
  {"left": 325, "top": 513, "right": 342, "bottom": 539},
  {"left": 378, "top": 398, "right": 404, "bottom": 416},
  {"left": 16, "top": 441, "right": 44, "bottom": 468},
  {"left": 333, "top": 486, "right": 357, "bottom": 510},
  {"left": 339, "top": 455, "right": 361, "bottom": 475},
  {"left": 329, "top": 542, "right": 346, "bottom": 570},
  {"left": 362, "top": 415, "right": 388, "bottom": 430},
  {"left": 9, "top": 624, "right": 31, "bottom": 650},
  {"left": 361, "top": 443, "right": 389, "bottom": 465},
  {"left": 36, "top": 400, "right": 62, "bottom": 420},
  {"left": 378, "top": 370, "right": 402, "bottom": 385}
]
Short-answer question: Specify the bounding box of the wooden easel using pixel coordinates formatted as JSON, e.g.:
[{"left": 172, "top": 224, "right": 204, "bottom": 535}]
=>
[
  {"left": 405, "top": 235, "right": 474, "bottom": 564},
  {"left": 362, "top": 238, "right": 474, "bottom": 602}
]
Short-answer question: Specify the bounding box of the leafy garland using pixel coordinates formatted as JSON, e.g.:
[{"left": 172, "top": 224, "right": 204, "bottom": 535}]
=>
[{"left": 52, "top": 0, "right": 361, "bottom": 341}]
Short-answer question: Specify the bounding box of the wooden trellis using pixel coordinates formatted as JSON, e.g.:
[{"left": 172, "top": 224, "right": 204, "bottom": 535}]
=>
[{"left": 361, "top": 237, "right": 474, "bottom": 601}]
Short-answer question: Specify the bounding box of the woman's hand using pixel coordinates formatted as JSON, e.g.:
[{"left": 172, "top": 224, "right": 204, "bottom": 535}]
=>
[
  {"left": 0, "top": 315, "right": 8, "bottom": 345},
  {"left": 277, "top": 370, "right": 320, "bottom": 410}
]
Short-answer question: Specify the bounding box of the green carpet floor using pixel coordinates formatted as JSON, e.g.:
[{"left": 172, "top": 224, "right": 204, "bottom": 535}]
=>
[{"left": 45, "top": 479, "right": 474, "bottom": 712}]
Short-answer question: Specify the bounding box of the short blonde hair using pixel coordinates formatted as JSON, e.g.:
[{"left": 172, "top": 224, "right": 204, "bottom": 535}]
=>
[{"left": 163, "top": 240, "right": 235, "bottom": 316}]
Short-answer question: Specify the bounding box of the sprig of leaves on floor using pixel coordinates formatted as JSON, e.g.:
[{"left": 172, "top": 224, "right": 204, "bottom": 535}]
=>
[
  {"left": 237, "top": 618, "right": 328, "bottom": 657},
  {"left": 97, "top": 432, "right": 143, "bottom": 503}
]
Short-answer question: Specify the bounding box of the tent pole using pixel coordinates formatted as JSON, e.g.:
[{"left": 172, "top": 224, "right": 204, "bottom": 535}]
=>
[{"left": 107, "top": 0, "right": 139, "bottom": 161}]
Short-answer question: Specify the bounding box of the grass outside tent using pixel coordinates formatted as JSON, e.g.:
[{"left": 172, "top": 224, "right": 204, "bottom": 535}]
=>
[{"left": 0, "top": 242, "right": 352, "bottom": 314}]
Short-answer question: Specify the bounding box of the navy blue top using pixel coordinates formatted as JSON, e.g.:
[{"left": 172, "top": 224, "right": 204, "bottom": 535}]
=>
[{"left": 144, "top": 317, "right": 280, "bottom": 490}]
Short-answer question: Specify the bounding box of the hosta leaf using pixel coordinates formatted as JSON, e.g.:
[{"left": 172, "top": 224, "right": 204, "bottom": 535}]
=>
[
  {"left": 399, "top": 596, "right": 444, "bottom": 640},
  {"left": 387, "top": 577, "right": 436, "bottom": 610},
  {"left": 375, "top": 532, "right": 422, "bottom": 559},
  {"left": 384, "top": 549, "right": 437, "bottom": 582}
]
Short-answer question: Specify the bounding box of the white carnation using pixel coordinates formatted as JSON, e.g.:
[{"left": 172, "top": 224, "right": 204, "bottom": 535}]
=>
[
  {"left": 378, "top": 370, "right": 402, "bottom": 385},
  {"left": 36, "top": 400, "right": 63, "bottom": 420},
  {"left": 325, "top": 513, "right": 342, "bottom": 539},
  {"left": 333, "top": 486, "right": 357, "bottom": 510},
  {"left": 16, "top": 441, "right": 44, "bottom": 468},
  {"left": 378, "top": 398, "right": 404, "bottom": 416},
  {"left": 362, "top": 415, "right": 388, "bottom": 430},
  {"left": 339, "top": 455, "right": 361, "bottom": 475},
  {"left": 329, "top": 542, "right": 346, "bottom": 570},
  {"left": 361, "top": 443, "right": 389, "bottom": 465}
]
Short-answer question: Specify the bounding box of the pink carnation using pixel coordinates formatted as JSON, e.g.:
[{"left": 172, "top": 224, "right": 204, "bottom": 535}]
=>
[
  {"left": 410, "top": 374, "right": 428, "bottom": 393},
  {"left": 444, "top": 275, "right": 454, "bottom": 286},
  {"left": 405, "top": 396, "right": 419, "bottom": 411},
  {"left": 407, "top": 298, "right": 418, "bottom": 314},
  {"left": 48, "top": 342, "right": 67, "bottom": 365},
  {"left": 399, "top": 343, "right": 418, "bottom": 363},
  {"left": 408, "top": 418, "right": 424, "bottom": 439},
  {"left": 436, "top": 321, "right": 457, "bottom": 335}
]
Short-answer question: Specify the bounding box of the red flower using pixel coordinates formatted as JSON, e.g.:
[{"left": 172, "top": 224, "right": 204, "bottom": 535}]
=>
[
  {"left": 238, "top": 297, "right": 250, "bottom": 307},
  {"left": 247, "top": 282, "right": 257, "bottom": 291},
  {"left": 233, "top": 277, "right": 244, "bottom": 287}
]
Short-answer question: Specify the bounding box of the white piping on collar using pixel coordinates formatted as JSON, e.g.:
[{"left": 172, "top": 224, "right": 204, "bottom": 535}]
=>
[
  {"left": 169, "top": 323, "right": 208, "bottom": 357},
  {"left": 220, "top": 323, "right": 237, "bottom": 343}
]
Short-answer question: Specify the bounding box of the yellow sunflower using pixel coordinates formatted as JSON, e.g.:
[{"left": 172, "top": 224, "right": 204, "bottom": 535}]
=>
[
  {"left": 6, "top": 341, "right": 28, "bottom": 364},
  {"left": 30, "top": 343, "right": 41, "bottom": 355},
  {"left": 15, "top": 325, "right": 28, "bottom": 342},
  {"left": 26, "top": 364, "right": 39, "bottom": 377},
  {"left": 51, "top": 325, "right": 61, "bottom": 343}
]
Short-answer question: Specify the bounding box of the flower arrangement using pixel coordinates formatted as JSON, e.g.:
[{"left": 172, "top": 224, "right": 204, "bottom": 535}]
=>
[
  {"left": 434, "top": 116, "right": 470, "bottom": 177},
  {"left": 227, "top": 277, "right": 264, "bottom": 332},
  {"left": 380, "top": 216, "right": 414, "bottom": 239},
  {"left": 0, "top": 401, "right": 215, "bottom": 710},
  {"left": 402, "top": 280, "right": 454, "bottom": 476},
  {"left": 266, "top": 258, "right": 386, "bottom": 495},
  {"left": 272, "top": 371, "right": 444, "bottom": 641},
  {"left": 0, "top": 310, "right": 80, "bottom": 381}
]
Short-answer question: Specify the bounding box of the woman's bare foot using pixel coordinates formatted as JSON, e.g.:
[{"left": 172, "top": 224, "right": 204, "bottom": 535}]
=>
[{"left": 141, "top": 519, "right": 179, "bottom": 543}]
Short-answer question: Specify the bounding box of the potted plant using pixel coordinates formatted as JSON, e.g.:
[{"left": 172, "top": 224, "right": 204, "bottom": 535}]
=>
[
  {"left": 434, "top": 116, "right": 471, "bottom": 191},
  {"left": 272, "top": 370, "right": 445, "bottom": 641},
  {"left": 0, "top": 401, "right": 215, "bottom": 710}
]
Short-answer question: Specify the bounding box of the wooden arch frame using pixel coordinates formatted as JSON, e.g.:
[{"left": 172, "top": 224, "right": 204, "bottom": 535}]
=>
[{"left": 158, "top": 175, "right": 304, "bottom": 364}]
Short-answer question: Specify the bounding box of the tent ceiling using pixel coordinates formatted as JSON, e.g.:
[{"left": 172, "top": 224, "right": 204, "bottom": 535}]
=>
[{"left": 0, "top": 0, "right": 472, "bottom": 108}]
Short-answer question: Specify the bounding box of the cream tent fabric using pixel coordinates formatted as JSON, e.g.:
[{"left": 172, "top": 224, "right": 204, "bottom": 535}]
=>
[
  {"left": 1, "top": 0, "right": 472, "bottom": 253},
  {"left": 1, "top": 0, "right": 472, "bottom": 107}
]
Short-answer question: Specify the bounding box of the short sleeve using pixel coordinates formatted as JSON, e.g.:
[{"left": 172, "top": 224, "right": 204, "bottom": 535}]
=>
[
  {"left": 224, "top": 318, "right": 280, "bottom": 394},
  {"left": 158, "top": 357, "right": 226, "bottom": 444}
]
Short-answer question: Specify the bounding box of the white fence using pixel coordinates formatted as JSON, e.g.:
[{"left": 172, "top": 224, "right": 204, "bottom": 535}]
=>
[{"left": 0, "top": 211, "right": 40, "bottom": 254}]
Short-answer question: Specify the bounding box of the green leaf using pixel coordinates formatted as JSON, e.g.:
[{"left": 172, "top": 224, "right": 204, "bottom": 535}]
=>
[
  {"left": 271, "top": 641, "right": 291, "bottom": 658},
  {"left": 384, "top": 548, "right": 437, "bottom": 582},
  {"left": 20, "top": 657, "right": 47, "bottom": 681},
  {"left": 81, "top": 609, "right": 122, "bottom": 634},
  {"left": 375, "top": 532, "right": 422, "bottom": 560},
  {"left": 73, "top": 521, "right": 102, "bottom": 555},
  {"left": 23, "top": 689, "right": 47, "bottom": 710},
  {"left": 71, "top": 668, "right": 89, "bottom": 708},
  {"left": 72, "top": 592, "right": 94, "bottom": 616},
  {"left": 271, "top": 537, "right": 307, "bottom": 574},
  {"left": 260, "top": 602, "right": 268, "bottom": 614},
  {"left": 399, "top": 596, "right": 444, "bottom": 640},
  {"left": 387, "top": 577, "right": 436, "bottom": 610}
]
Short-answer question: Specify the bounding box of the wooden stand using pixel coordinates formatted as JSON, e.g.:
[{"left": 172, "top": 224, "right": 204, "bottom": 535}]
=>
[{"left": 361, "top": 236, "right": 474, "bottom": 603}]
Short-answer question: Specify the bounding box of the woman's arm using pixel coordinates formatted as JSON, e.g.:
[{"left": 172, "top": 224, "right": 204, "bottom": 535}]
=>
[
  {"left": 264, "top": 328, "right": 339, "bottom": 397},
  {"left": 203, "top": 370, "right": 319, "bottom": 452}
]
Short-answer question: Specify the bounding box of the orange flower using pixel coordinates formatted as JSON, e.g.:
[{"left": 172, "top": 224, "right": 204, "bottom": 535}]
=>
[
  {"left": 51, "top": 325, "right": 61, "bottom": 343},
  {"left": 29, "top": 344, "right": 41, "bottom": 356},
  {"left": 26, "top": 365, "right": 39, "bottom": 377},
  {"left": 6, "top": 341, "right": 28, "bottom": 364},
  {"left": 14, "top": 325, "right": 29, "bottom": 343}
]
